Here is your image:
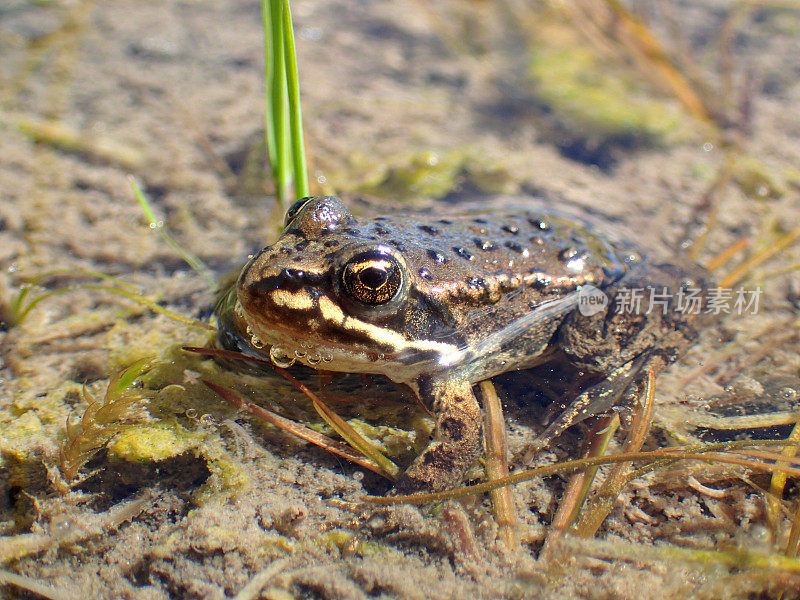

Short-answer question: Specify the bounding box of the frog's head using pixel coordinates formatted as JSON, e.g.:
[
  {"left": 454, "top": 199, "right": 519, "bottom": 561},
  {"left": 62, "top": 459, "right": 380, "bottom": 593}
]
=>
[{"left": 236, "top": 197, "right": 457, "bottom": 380}]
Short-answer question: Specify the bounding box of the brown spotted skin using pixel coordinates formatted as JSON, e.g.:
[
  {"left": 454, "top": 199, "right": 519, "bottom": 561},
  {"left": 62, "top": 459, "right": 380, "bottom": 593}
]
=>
[{"left": 221, "top": 196, "right": 712, "bottom": 493}]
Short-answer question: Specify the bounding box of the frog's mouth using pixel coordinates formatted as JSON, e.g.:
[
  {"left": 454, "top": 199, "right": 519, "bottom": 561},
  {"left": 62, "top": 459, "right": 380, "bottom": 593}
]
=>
[{"left": 235, "top": 285, "right": 461, "bottom": 381}]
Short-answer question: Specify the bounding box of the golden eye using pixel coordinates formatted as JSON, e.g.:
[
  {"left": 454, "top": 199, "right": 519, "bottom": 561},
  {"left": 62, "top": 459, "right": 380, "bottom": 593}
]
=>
[
  {"left": 284, "top": 197, "right": 313, "bottom": 227},
  {"left": 341, "top": 251, "right": 402, "bottom": 305}
]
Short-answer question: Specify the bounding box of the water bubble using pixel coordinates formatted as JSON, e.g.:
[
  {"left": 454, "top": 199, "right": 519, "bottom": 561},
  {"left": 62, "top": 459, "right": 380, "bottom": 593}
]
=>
[
  {"left": 269, "top": 346, "right": 296, "bottom": 368},
  {"left": 49, "top": 515, "right": 81, "bottom": 540},
  {"left": 779, "top": 387, "right": 798, "bottom": 401},
  {"left": 251, "top": 335, "right": 265, "bottom": 349},
  {"left": 321, "top": 351, "right": 333, "bottom": 363},
  {"left": 185, "top": 408, "right": 198, "bottom": 419},
  {"left": 306, "top": 352, "right": 322, "bottom": 366},
  {"left": 294, "top": 349, "right": 307, "bottom": 358}
]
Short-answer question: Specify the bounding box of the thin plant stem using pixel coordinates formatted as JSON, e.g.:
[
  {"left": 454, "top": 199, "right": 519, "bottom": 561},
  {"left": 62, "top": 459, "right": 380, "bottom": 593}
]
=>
[
  {"left": 281, "top": 0, "right": 308, "bottom": 199},
  {"left": 548, "top": 414, "right": 619, "bottom": 540},
  {"left": 574, "top": 370, "right": 656, "bottom": 537},
  {"left": 271, "top": 366, "right": 400, "bottom": 480},
  {"left": 766, "top": 418, "right": 800, "bottom": 541},
  {"left": 366, "top": 448, "right": 800, "bottom": 506},
  {"left": 262, "top": 0, "right": 277, "bottom": 175},
  {"left": 478, "top": 381, "right": 519, "bottom": 550},
  {"left": 203, "top": 380, "right": 388, "bottom": 477},
  {"left": 705, "top": 237, "right": 749, "bottom": 272},
  {"left": 719, "top": 225, "right": 800, "bottom": 288},
  {"left": 264, "top": 0, "right": 290, "bottom": 208},
  {"left": 129, "top": 176, "right": 216, "bottom": 289},
  {"left": 262, "top": 0, "right": 308, "bottom": 210},
  {"left": 184, "top": 346, "right": 399, "bottom": 480}
]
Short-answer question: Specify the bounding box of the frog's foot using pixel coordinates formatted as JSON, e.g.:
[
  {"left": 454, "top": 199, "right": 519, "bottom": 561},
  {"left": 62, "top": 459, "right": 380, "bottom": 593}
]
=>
[
  {"left": 395, "top": 379, "right": 482, "bottom": 494},
  {"left": 514, "top": 353, "right": 655, "bottom": 466}
]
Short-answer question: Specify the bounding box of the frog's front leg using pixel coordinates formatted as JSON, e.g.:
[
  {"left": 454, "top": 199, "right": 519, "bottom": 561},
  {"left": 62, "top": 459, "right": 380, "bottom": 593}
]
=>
[{"left": 395, "top": 378, "right": 483, "bottom": 494}]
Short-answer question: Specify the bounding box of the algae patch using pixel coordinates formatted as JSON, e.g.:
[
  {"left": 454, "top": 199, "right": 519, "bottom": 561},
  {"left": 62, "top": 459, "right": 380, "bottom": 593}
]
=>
[
  {"left": 106, "top": 420, "right": 202, "bottom": 462},
  {"left": 525, "top": 17, "right": 692, "bottom": 167},
  {"left": 332, "top": 148, "right": 517, "bottom": 202}
]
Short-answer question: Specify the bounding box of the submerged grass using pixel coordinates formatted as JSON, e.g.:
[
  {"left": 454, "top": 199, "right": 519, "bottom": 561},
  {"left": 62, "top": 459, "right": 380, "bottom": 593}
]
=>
[
  {"left": 59, "top": 358, "right": 155, "bottom": 483},
  {"left": 3, "top": 270, "right": 214, "bottom": 331},
  {"left": 129, "top": 176, "right": 216, "bottom": 289},
  {"left": 186, "top": 345, "right": 401, "bottom": 480},
  {"left": 365, "top": 444, "right": 800, "bottom": 506}
]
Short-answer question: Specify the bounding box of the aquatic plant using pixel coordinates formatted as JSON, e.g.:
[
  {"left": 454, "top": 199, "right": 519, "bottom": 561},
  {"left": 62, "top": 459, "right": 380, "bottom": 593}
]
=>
[
  {"left": 59, "top": 358, "right": 155, "bottom": 482},
  {"left": 263, "top": 0, "right": 308, "bottom": 210}
]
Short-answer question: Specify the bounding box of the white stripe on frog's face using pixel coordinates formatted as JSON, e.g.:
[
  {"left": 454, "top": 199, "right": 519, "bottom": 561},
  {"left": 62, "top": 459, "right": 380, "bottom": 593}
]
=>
[
  {"left": 267, "top": 288, "right": 315, "bottom": 310},
  {"left": 314, "top": 295, "right": 461, "bottom": 362},
  {"left": 242, "top": 291, "right": 463, "bottom": 377}
]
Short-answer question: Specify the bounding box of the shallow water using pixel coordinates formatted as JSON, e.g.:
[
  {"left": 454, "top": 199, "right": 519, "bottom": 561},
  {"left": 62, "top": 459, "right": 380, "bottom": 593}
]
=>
[{"left": 1, "top": 1, "right": 800, "bottom": 598}]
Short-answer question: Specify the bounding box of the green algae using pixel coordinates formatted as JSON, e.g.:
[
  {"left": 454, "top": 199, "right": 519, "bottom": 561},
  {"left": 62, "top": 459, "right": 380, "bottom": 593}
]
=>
[
  {"left": 339, "top": 147, "right": 516, "bottom": 201},
  {"left": 356, "top": 150, "right": 465, "bottom": 199},
  {"left": 321, "top": 530, "right": 400, "bottom": 559},
  {"left": 106, "top": 420, "right": 202, "bottom": 462},
  {"left": 529, "top": 46, "right": 685, "bottom": 150},
  {"left": 732, "top": 156, "right": 786, "bottom": 200}
]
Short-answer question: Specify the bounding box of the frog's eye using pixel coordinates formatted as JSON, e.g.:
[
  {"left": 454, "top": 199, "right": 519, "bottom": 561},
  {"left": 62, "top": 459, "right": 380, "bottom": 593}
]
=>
[
  {"left": 284, "top": 197, "right": 313, "bottom": 227},
  {"left": 341, "top": 251, "right": 402, "bottom": 305}
]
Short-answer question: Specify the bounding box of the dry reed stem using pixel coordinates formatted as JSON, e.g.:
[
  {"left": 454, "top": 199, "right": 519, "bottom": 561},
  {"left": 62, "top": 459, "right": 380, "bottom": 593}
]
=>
[
  {"left": 706, "top": 238, "right": 750, "bottom": 272},
  {"left": 546, "top": 415, "right": 619, "bottom": 545},
  {"left": 202, "top": 380, "right": 388, "bottom": 477},
  {"left": 478, "top": 380, "right": 519, "bottom": 551},
  {"left": 719, "top": 225, "right": 800, "bottom": 288},
  {"left": 766, "top": 419, "right": 800, "bottom": 541},
  {"left": 367, "top": 448, "right": 800, "bottom": 505},
  {"left": 573, "top": 370, "right": 656, "bottom": 537}
]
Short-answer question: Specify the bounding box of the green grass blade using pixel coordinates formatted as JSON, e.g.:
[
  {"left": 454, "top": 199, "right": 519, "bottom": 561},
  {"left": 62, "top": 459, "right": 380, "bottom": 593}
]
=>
[
  {"left": 13, "top": 288, "right": 75, "bottom": 325},
  {"left": 129, "top": 176, "right": 216, "bottom": 289},
  {"left": 262, "top": 0, "right": 277, "bottom": 173},
  {"left": 111, "top": 357, "right": 155, "bottom": 395},
  {"left": 269, "top": 0, "right": 291, "bottom": 209},
  {"left": 281, "top": 0, "right": 308, "bottom": 199},
  {"left": 272, "top": 367, "right": 400, "bottom": 480},
  {"left": 80, "top": 284, "right": 215, "bottom": 330}
]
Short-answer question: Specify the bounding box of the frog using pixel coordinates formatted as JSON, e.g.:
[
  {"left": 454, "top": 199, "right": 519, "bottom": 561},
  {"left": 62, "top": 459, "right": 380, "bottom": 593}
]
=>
[{"left": 217, "top": 195, "right": 712, "bottom": 493}]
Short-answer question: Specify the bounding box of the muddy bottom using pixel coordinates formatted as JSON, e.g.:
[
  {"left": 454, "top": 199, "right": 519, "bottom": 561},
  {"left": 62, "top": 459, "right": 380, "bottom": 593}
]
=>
[{"left": 2, "top": 1, "right": 800, "bottom": 599}]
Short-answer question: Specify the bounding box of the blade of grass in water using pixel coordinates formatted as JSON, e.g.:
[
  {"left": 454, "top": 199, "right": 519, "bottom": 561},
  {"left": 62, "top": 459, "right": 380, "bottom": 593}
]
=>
[
  {"left": 129, "top": 176, "right": 216, "bottom": 289},
  {"left": 263, "top": 0, "right": 307, "bottom": 210},
  {"left": 366, "top": 447, "right": 800, "bottom": 505},
  {"left": 281, "top": 0, "right": 308, "bottom": 199},
  {"left": 267, "top": 0, "right": 290, "bottom": 207},
  {"left": 262, "top": 0, "right": 277, "bottom": 176}
]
